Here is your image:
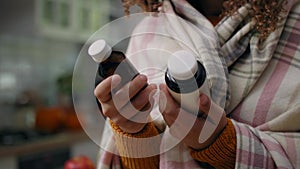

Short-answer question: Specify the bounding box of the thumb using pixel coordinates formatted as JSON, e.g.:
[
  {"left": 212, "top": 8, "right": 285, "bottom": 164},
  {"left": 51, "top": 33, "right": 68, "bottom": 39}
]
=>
[
  {"left": 199, "top": 93, "right": 211, "bottom": 116},
  {"left": 197, "top": 93, "right": 227, "bottom": 144},
  {"left": 199, "top": 93, "right": 225, "bottom": 117}
]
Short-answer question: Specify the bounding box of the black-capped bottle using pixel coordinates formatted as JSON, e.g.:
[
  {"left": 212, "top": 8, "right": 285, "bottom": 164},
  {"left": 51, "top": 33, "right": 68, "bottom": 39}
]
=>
[
  {"left": 165, "top": 50, "right": 210, "bottom": 114},
  {"left": 88, "top": 39, "right": 141, "bottom": 92}
]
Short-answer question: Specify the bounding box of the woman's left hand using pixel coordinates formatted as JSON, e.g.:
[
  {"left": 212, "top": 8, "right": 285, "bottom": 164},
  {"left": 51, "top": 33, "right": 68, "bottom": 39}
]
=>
[{"left": 158, "top": 84, "right": 227, "bottom": 150}]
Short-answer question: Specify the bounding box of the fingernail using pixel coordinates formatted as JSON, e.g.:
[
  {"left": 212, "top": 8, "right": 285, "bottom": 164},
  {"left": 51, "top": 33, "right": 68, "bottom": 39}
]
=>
[
  {"left": 150, "top": 84, "right": 158, "bottom": 91},
  {"left": 149, "top": 88, "right": 158, "bottom": 99},
  {"left": 111, "top": 75, "right": 121, "bottom": 88},
  {"left": 158, "top": 91, "right": 167, "bottom": 112},
  {"left": 159, "top": 83, "right": 165, "bottom": 90},
  {"left": 139, "top": 74, "right": 147, "bottom": 81},
  {"left": 200, "top": 93, "right": 208, "bottom": 106}
]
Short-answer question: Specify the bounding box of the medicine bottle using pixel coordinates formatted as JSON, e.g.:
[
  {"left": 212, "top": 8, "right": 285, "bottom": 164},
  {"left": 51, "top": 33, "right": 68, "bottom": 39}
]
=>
[
  {"left": 165, "top": 50, "right": 210, "bottom": 114},
  {"left": 88, "top": 39, "right": 140, "bottom": 92}
]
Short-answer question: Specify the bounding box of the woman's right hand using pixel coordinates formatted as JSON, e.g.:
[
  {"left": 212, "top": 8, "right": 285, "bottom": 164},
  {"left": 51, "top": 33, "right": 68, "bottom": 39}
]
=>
[{"left": 94, "top": 74, "right": 157, "bottom": 133}]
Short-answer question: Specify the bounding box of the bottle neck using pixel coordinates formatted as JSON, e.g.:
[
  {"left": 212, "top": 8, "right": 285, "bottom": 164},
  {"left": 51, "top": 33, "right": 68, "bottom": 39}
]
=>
[{"left": 165, "top": 61, "right": 206, "bottom": 93}]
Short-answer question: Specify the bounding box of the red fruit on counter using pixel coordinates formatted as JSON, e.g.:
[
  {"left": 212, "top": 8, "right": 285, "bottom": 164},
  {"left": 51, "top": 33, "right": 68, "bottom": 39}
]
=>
[{"left": 64, "top": 155, "right": 95, "bottom": 169}]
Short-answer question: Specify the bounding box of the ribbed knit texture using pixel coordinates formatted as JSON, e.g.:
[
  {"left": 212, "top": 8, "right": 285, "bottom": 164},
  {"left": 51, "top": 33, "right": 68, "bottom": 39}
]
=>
[
  {"left": 110, "top": 119, "right": 237, "bottom": 169},
  {"left": 190, "top": 118, "right": 236, "bottom": 169},
  {"left": 110, "top": 121, "right": 160, "bottom": 169}
]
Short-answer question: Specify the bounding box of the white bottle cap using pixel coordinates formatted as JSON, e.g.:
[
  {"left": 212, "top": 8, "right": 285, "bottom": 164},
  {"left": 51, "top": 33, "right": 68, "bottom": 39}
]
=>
[
  {"left": 167, "top": 50, "right": 198, "bottom": 80},
  {"left": 88, "top": 39, "right": 112, "bottom": 63}
]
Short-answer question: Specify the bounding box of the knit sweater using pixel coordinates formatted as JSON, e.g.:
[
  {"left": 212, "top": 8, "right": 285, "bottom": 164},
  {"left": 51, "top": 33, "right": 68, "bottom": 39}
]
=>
[{"left": 110, "top": 119, "right": 236, "bottom": 169}]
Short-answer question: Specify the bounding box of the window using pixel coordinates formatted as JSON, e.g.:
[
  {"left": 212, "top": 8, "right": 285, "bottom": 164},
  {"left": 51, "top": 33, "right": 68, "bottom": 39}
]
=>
[{"left": 36, "top": 0, "right": 109, "bottom": 42}]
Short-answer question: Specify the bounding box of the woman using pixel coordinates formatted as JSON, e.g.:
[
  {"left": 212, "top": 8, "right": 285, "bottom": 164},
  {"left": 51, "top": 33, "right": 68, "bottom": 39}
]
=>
[{"left": 95, "top": 0, "right": 300, "bottom": 168}]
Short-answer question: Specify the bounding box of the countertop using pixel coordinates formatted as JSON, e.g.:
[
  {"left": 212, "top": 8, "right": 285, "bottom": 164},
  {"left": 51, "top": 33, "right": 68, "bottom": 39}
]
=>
[{"left": 0, "top": 131, "right": 89, "bottom": 157}]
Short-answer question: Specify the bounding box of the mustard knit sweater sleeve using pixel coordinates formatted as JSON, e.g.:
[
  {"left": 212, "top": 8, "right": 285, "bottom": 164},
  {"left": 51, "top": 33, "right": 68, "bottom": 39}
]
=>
[
  {"left": 190, "top": 118, "right": 237, "bottom": 169},
  {"left": 110, "top": 118, "right": 236, "bottom": 169},
  {"left": 110, "top": 121, "right": 160, "bottom": 169}
]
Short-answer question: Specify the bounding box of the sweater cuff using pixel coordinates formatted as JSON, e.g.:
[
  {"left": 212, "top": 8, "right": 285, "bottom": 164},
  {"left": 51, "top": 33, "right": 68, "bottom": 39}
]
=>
[
  {"left": 190, "top": 118, "right": 237, "bottom": 169},
  {"left": 110, "top": 121, "right": 160, "bottom": 169}
]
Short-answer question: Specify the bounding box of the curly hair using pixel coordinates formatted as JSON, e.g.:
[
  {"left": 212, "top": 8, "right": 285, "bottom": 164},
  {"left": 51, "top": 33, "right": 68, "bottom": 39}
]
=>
[
  {"left": 121, "top": 0, "right": 163, "bottom": 16},
  {"left": 222, "top": 0, "right": 288, "bottom": 40},
  {"left": 121, "top": 0, "right": 287, "bottom": 40}
]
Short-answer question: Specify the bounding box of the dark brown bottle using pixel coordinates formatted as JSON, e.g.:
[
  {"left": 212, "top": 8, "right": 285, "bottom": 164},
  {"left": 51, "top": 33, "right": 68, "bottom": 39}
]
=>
[{"left": 88, "top": 39, "right": 141, "bottom": 92}]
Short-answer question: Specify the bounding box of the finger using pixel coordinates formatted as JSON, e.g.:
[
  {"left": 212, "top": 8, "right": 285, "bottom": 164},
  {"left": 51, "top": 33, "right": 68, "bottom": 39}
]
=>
[
  {"left": 112, "top": 98, "right": 154, "bottom": 134},
  {"left": 131, "top": 95, "right": 156, "bottom": 124},
  {"left": 130, "top": 100, "right": 153, "bottom": 124},
  {"left": 158, "top": 84, "right": 180, "bottom": 115},
  {"left": 100, "top": 99, "right": 119, "bottom": 119},
  {"left": 199, "top": 93, "right": 225, "bottom": 117},
  {"left": 165, "top": 104, "right": 199, "bottom": 137},
  {"left": 159, "top": 84, "right": 181, "bottom": 126},
  {"left": 113, "top": 74, "right": 148, "bottom": 109},
  {"left": 198, "top": 93, "right": 211, "bottom": 116},
  {"left": 94, "top": 75, "right": 121, "bottom": 103},
  {"left": 198, "top": 93, "right": 226, "bottom": 127},
  {"left": 130, "top": 84, "right": 157, "bottom": 111},
  {"left": 101, "top": 100, "right": 129, "bottom": 127},
  {"left": 118, "top": 84, "right": 157, "bottom": 120}
]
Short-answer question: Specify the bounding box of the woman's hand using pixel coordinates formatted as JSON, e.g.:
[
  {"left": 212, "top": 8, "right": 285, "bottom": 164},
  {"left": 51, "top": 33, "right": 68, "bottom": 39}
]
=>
[
  {"left": 94, "top": 74, "right": 157, "bottom": 133},
  {"left": 158, "top": 84, "right": 227, "bottom": 150}
]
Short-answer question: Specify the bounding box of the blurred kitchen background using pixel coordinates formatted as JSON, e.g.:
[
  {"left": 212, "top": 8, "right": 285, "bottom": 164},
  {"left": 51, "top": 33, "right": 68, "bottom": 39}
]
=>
[{"left": 0, "top": 0, "right": 127, "bottom": 168}]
